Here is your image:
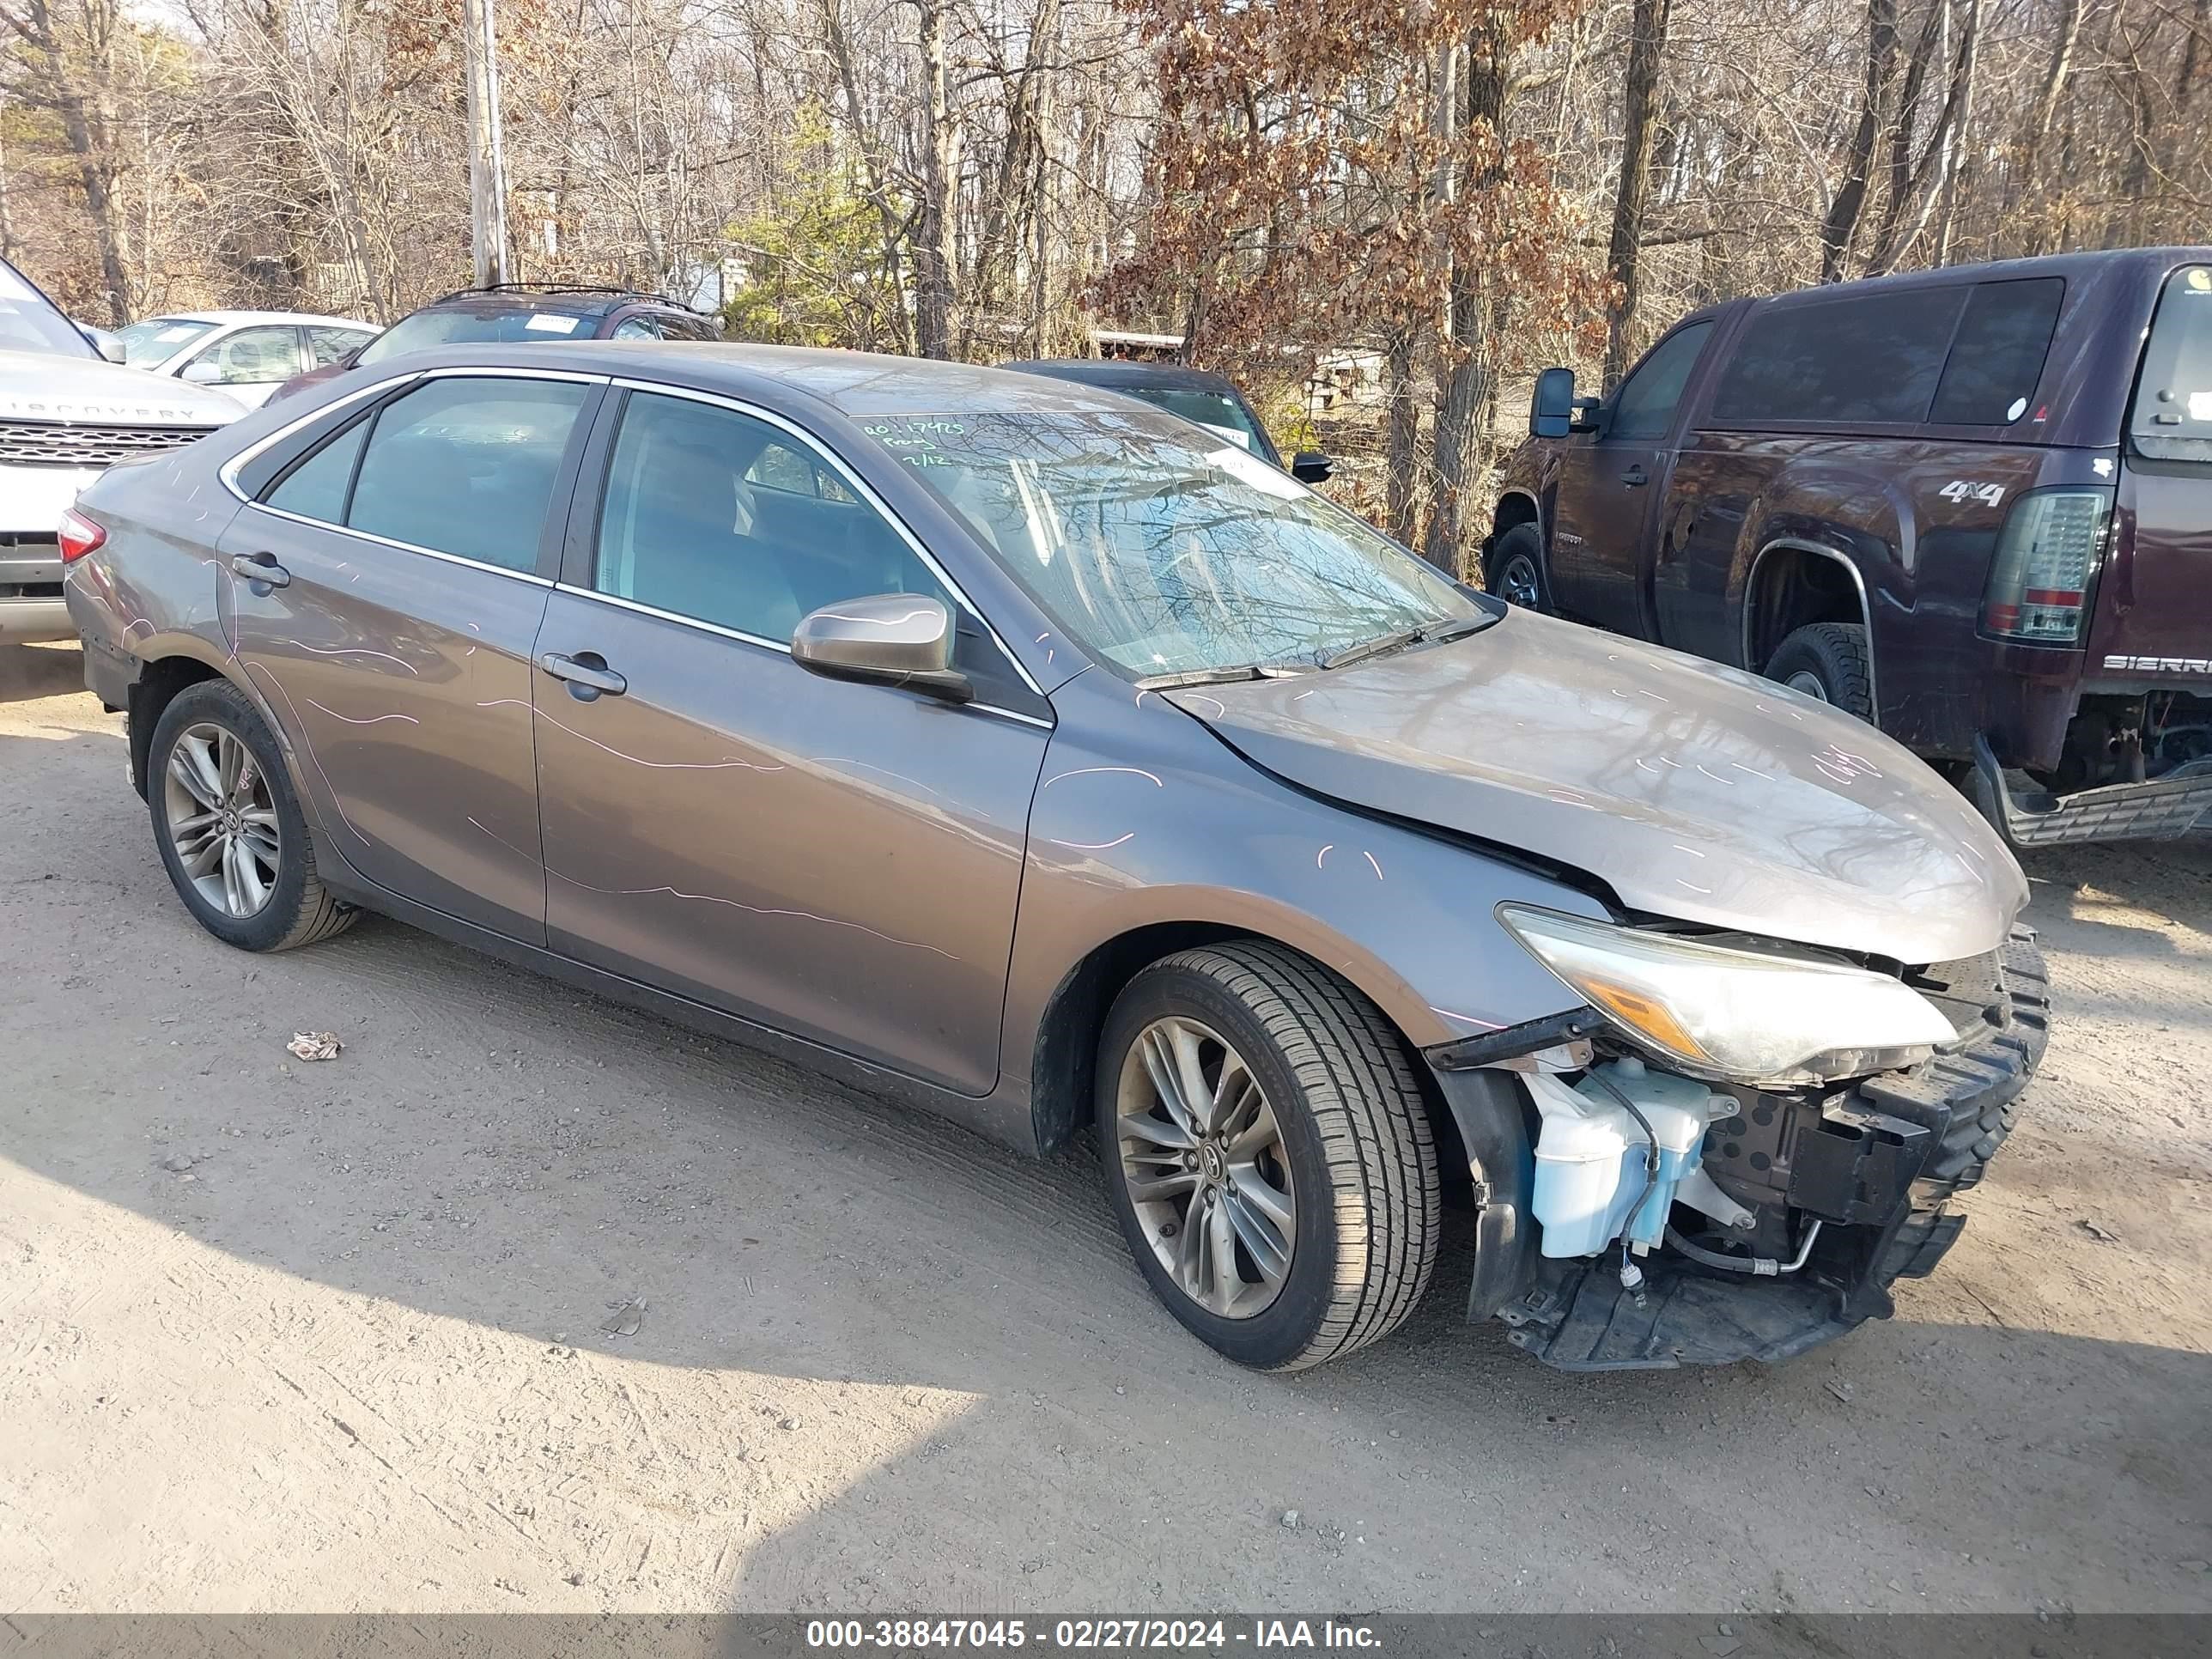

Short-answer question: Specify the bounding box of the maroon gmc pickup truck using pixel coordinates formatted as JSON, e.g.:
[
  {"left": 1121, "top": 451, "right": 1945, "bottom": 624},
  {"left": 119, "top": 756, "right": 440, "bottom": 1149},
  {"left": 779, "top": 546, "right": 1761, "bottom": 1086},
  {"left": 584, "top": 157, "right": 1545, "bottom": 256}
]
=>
[{"left": 1486, "top": 246, "right": 2212, "bottom": 847}]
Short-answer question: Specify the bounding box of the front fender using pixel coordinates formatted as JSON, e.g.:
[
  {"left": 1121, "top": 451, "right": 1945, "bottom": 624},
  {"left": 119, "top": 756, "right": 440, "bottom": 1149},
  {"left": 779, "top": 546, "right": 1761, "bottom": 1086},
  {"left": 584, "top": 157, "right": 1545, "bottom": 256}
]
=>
[{"left": 1001, "top": 670, "right": 1604, "bottom": 1102}]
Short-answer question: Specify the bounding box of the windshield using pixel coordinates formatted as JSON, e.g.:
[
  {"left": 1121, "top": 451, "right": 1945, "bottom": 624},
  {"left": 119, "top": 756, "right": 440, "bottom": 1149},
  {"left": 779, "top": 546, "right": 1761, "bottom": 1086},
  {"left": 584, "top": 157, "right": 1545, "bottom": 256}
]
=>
[
  {"left": 118, "top": 317, "right": 218, "bottom": 366},
  {"left": 1121, "top": 386, "right": 1269, "bottom": 455},
  {"left": 863, "top": 409, "right": 1480, "bottom": 678},
  {"left": 0, "top": 258, "right": 97, "bottom": 358},
  {"left": 358, "top": 306, "right": 591, "bottom": 365},
  {"left": 2130, "top": 264, "right": 2212, "bottom": 465}
]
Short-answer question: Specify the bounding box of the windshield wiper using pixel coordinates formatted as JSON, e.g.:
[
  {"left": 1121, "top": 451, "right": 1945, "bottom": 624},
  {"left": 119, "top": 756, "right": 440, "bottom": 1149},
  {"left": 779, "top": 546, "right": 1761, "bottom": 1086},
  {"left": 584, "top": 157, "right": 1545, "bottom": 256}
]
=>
[
  {"left": 1134, "top": 663, "right": 1304, "bottom": 690},
  {"left": 1316, "top": 613, "right": 1493, "bottom": 672}
]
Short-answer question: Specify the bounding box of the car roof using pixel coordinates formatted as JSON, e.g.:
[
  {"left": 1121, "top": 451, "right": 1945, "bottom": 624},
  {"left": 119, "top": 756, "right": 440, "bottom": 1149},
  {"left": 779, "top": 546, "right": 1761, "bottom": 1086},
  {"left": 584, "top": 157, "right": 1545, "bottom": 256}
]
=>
[
  {"left": 414, "top": 287, "right": 702, "bottom": 320},
  {"left": 150, "top": 309, "right": 376, "bottom": 328},
  {"left": 380, "top": 341, "right": 1165, "bottom": 420},
  {"left": 1002, "top": 357, "right": 1243, "bottom": 397},
  {"left": 1755, "top": 246, "right": 2212, "bottom": 307}
]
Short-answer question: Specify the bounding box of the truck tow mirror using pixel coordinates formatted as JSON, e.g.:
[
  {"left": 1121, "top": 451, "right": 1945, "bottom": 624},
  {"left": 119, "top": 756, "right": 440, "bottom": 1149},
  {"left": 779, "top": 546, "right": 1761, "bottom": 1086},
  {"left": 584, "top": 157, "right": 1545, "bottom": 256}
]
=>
[{"left": 1530, "top": 368, "right": 1577, "bottom": 439}]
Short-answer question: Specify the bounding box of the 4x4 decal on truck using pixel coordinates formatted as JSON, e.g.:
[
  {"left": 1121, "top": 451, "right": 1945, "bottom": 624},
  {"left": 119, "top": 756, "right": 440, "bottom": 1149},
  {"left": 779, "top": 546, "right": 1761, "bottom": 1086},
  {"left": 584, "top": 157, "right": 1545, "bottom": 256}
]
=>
[{"left": 1938, "top": 479, "right": 2007, "bottom": 507}]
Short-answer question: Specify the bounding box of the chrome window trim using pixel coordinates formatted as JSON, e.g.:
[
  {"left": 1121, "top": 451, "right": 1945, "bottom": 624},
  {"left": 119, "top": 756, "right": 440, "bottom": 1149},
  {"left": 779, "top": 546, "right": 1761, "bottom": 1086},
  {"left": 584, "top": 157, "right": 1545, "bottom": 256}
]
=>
[
  {"left": 252, "top": 501, "right": 558, "bottom": 586},
  {"left": 549, "top": 580, "right": 1053, "bottom": 730},
  {"left": 605, "top": 375, "right": 1047, "bottom": 699}
]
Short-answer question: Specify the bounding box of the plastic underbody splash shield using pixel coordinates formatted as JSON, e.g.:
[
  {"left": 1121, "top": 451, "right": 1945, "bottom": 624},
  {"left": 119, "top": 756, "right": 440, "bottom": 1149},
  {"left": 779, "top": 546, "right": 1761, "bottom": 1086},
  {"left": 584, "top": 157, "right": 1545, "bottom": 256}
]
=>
[
  {"left": 1486, "top": 927, "right": 2050, "bottom": 1371},
  {"left": 1971, "top": 734, "right": 2212, "bottom": 845}
]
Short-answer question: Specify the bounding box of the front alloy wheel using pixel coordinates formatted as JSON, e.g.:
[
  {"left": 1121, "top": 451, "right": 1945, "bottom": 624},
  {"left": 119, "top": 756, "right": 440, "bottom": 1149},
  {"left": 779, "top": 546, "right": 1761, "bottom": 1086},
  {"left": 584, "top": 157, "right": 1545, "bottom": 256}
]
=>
[
  {"left": 1097, "top": 943, "right": 1440, "bottom": 1370},
  {"left": 1115, "top": 1015, "right": 1296, "bottom": 1319}
]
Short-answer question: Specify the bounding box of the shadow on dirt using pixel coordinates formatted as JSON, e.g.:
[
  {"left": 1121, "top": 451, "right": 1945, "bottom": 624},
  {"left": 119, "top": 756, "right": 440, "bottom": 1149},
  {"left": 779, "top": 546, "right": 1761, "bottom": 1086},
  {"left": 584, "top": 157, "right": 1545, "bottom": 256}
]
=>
[
  {"left": 2, "top": 714, "right": 2208, "bottom": 1612},
  {"left": 0, "top": 642, "right": 86, "bottom": 706}
]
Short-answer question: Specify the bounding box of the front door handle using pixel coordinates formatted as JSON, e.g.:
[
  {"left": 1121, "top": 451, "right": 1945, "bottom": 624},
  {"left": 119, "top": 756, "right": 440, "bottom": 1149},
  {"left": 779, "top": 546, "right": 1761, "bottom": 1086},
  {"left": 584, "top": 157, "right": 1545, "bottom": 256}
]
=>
[
  {"left": 540, "top": 651, "right": 627, "bottom": 699},
  {"left": 228, "top": 552, "right": 290, "bottom": 587},
  {"left": 1621, "top": 465, "right": 1649, "bottom": 487}
]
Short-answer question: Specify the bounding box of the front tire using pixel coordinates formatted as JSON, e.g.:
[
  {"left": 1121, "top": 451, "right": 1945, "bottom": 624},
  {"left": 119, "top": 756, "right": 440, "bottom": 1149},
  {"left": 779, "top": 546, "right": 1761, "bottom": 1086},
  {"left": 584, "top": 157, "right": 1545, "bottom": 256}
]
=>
[
  {"left": 1482, "top": 522, "right": 1553, "bottom": 612},
  {"left": 1097, "top": 943, "right": 1439, "bottom": 1371},
  {"left": 1765, "top": 622, "right": 1875, "bottom": 720},
  {"left": 148, "top": 678, "right": 355, "bottom": 952}
]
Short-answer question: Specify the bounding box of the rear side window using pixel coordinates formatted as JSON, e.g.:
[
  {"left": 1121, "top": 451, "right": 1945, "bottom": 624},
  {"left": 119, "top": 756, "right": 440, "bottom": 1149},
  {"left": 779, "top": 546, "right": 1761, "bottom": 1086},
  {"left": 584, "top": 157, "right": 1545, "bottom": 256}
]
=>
[
  {"left": 2130, "top": 265, "right": 2212, "bottom": 464},
  {"left": 1711, "top": 287, "right": 1967, "bottom": 426},
  {"left": 1929, "top": 278, "right": 2064, "bottom": 425},
  {"left": 265, "top": 414, "right": 369, "bottom": 522},
  {"left": 267, "top": 375, "right": 591, "bottom": 572}
]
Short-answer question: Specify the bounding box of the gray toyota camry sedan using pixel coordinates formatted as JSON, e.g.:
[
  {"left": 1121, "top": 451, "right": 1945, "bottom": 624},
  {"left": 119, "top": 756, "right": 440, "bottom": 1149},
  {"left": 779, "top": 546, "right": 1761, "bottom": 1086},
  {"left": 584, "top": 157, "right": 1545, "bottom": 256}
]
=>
[{"left": 64, "top": 343, "right": 2047, "bottom": 1373}]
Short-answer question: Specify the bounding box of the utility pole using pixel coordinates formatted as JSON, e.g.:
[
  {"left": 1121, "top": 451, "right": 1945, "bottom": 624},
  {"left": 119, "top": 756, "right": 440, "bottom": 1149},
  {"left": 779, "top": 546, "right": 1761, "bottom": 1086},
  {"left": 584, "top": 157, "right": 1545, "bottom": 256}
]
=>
[{"left": 461, "top": 0, "right": 511, "bottom": 288}]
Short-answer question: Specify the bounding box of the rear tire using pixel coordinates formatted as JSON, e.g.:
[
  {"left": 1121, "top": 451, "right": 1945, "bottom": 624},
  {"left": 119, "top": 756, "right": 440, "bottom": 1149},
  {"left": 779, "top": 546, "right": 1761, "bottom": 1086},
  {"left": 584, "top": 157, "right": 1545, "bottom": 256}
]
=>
[
  {"left": 1482, "top": 523, "right": 1553, "bottom": 613},
  {"left": 1096, "top": 942, "right": 1440, "bottom": 1371},
  {"left": 1765, "top": 622, "right": 1874, "bottom": 720},
  {"left": 148, "top": 678, "right": 356, "bottom": 952}
]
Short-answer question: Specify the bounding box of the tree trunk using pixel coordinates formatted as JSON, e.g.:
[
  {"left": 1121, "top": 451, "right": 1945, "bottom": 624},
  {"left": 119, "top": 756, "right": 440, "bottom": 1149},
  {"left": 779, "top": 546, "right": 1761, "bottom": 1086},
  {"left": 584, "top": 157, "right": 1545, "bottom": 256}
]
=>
[
  {"left": 1820, "top": 0, "right": 1898, "bottom": 283},
  {"left": 1423, "top": 27, "right": 1509, "bottom": 575},
  {"left": 1602, "top": 0, "right": 1672, "bottom": 387},
  {"left": 913, "top": 0, "right": 957, "bottom": 359},
  {"left": 1384, "top": 329, "right": 1420, "bottom": 544}
]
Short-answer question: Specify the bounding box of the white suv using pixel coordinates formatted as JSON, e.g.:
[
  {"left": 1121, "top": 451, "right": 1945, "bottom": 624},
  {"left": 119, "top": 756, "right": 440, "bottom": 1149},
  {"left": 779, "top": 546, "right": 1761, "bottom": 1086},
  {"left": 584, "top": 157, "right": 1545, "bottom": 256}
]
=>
[{"left": 0, "top": 261, "right": 246, "bottom": 642}]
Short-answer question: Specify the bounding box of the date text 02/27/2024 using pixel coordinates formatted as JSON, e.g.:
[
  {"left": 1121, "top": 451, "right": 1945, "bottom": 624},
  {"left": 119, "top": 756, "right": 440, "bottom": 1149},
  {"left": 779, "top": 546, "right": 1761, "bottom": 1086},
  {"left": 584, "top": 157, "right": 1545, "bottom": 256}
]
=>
[{"left": 804, "top": 1619, "right": 1382, "bottom": 1650}]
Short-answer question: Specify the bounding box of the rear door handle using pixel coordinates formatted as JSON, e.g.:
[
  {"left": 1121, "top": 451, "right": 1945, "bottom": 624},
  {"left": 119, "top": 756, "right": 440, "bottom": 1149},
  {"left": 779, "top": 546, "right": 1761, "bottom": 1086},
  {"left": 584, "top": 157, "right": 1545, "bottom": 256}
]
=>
[
  {"left": 228, "top": 552, "right": 290, "bottom": 587},
  {"left": 1621, "top": 465, "right": 1649, "bottom": 487},
  {"left": 540, "top": 651, "right": 627, "bottom": 698}
]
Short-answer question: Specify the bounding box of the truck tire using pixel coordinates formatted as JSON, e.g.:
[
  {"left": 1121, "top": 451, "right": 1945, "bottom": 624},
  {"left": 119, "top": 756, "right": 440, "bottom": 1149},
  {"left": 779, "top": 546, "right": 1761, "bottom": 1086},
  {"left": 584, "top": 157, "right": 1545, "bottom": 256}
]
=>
[
  {"left": 1483, "top": 523, "right": 1553, "bottom": 612},
  {"left": 1096, "top": 942, "right": 1440, "bottom": 1371},
  {"left": 1766, "top": 623, "right": 1874, "bottom": 720}
]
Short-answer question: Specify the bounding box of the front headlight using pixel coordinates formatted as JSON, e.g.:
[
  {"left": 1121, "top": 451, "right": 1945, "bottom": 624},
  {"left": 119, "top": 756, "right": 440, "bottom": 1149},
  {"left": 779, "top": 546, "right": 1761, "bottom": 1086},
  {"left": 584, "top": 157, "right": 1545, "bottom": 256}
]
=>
[{"left": 1496, "top": 904, "right": 1957, "bottom": 1086}]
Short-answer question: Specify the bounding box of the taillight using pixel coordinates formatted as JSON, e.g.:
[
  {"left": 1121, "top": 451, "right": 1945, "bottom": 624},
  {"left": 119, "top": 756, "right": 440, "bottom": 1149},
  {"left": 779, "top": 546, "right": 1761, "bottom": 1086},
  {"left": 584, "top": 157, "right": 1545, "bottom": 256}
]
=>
[
  {"left": 58, "top": 507, "right": 106, "bottom": 562},
  {"left": 1978, "top": 488, "right": 2112, "bottom": 645}
]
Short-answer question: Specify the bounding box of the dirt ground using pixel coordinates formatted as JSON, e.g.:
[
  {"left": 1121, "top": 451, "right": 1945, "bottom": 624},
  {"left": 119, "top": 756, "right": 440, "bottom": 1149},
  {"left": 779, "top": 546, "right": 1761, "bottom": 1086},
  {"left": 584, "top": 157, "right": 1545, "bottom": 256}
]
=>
[{"left": 1, "top": 638, "right": 2207, "bottom": 1616}]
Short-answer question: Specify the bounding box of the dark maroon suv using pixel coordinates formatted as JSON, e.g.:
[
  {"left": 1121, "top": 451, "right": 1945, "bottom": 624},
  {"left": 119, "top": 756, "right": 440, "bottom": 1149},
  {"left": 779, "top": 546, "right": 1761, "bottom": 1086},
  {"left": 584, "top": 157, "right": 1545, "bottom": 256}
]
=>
[{"left": 1487, "top": 246, "right": 2212, "bottom": 846}]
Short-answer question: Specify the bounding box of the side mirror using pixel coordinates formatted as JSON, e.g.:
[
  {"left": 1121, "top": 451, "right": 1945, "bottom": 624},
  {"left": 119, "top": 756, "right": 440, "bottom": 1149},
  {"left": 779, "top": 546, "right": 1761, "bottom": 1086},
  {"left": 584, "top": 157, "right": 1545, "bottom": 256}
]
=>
[
  {"left": 1291, "top": 451, "right": 1334, "bottom": 484},
  {"left": 1529, "top": 367, "right": 1577, "bottom": 439},
  {"left": 179, "top": 359, "right": 224, "bottom": 385},
  {"left": 791, "top": 592, "right": 973, "bottom": 703},
  {"left": 81, "top": 325, "right": 125, "bottom": 363}
]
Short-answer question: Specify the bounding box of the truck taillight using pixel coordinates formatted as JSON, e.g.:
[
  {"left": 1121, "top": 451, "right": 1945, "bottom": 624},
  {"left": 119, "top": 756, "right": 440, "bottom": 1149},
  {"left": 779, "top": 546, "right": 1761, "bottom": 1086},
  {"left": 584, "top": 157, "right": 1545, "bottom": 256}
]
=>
[
  {"left": 58, "top": 507, "right": 106, "bottom": 562},
  {"left": 1978, "top": 489, "right": 2112, "bottom": 646}
]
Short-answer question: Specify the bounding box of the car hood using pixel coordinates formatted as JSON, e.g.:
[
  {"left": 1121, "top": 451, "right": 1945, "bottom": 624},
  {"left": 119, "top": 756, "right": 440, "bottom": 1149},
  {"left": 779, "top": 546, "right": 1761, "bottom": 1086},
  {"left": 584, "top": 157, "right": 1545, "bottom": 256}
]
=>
[
  {"left": 0, "top": 348, "right": 246, "bottom": 425},
  {"left": 1166, "top": 609, "right": 2027, "bottom": 965}
]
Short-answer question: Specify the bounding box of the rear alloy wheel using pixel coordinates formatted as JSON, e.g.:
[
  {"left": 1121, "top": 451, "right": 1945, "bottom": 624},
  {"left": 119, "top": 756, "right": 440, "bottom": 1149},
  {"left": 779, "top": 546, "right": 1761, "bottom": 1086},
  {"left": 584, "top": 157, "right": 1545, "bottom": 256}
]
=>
[
  {"left": 1483, "top": 522, "right": 1552, "bottom": 612},
  {"left": 148, "top": 678, "right": 356, "bottom": 952},
  {"left": 1097, "top": 943, "right": 1439, "bottom": 1371},
  {"left": 1765, "top": 622, "right": 1875, "bottom": 720}
]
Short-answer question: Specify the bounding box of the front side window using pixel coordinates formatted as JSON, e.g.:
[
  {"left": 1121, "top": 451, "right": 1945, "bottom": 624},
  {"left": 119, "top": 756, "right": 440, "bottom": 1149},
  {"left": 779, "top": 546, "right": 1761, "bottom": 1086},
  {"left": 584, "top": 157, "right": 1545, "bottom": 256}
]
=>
[
  {"left": 2130, "top": 264, "right": 2212, "bottom": 465},
  {"left": 1711, "top": 287, "right": 1969, "bottom": 427},
  {"left": 118, "top": 317, "right": 217, "bottom": 366},
  {"left": 187, "top": 325, "right": 303, "bottom": 386},
  {"left": 594, "top": 391, "right": 948, "bottom": 643},
  {"left": 1929, "top": 278, "right": 2064, "bottom": 425},
  {"left": 863, "top": 408, "right": 1480, "bottom": 678},
  {"left": 1609, "top": 322, "right": 1713, "bottom": 441},
  {"left": 0, "top": 257, "right": 96, "bottom": 358},
  {"left": 334, "top": 376, "right": 590, "bottom": 570}
]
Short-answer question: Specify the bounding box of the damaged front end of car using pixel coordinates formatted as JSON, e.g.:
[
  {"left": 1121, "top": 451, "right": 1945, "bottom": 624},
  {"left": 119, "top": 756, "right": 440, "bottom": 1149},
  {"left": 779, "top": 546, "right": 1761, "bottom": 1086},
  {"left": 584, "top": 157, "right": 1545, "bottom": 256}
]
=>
[{"left": 1425, "top": 915, "right": 2050, "bottom": 1371}]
